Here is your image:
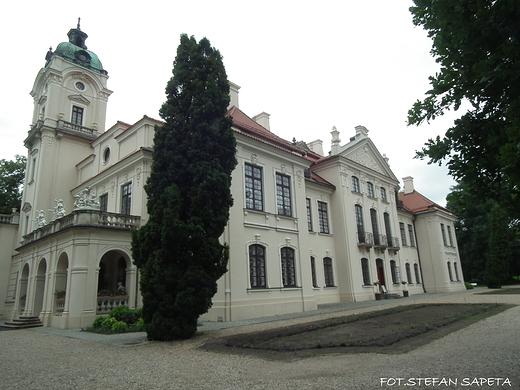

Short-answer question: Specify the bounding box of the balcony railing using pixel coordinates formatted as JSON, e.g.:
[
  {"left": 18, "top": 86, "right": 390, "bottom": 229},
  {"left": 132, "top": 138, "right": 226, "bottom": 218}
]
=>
[
  {"left": 357, "top": 231, "right": 374, "bottom": 247},
  {"left": 373, "top": 233, "right": 387, "bottom": 249},
  {"left": 97, "top": 295, "right": 129, "bottom": 314},
  {"left": 22, "top": 210, "right": 141, "bottom": 246},
  {"left": 387, "top": 236, "right": 400, "bottom": 250},
  {"left": 0, "top": 213, "right": 19, "bottom": 224}
]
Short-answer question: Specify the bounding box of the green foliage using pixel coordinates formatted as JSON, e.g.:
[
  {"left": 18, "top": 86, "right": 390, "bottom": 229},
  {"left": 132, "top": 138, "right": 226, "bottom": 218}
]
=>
[
  {"left": 132, "top": 34, "right": 237, "bottom": 341},
  {"left": 408, "top": 0, "right": 520, "bottom": 218},
  {"left": 0, "top": 155, "right": 26, "bottom": 214},
  {"left": 465, "top": 282, "right": 474, "bottom": 290},
  {"left": 92, "top": 316, "right": 106, "bottom": 329},
  {"left": 485, "top": 203, "right": 512, "bottom": 288},
  {"left": 87, "top": 306, "right": 144, "bottom": 333}
]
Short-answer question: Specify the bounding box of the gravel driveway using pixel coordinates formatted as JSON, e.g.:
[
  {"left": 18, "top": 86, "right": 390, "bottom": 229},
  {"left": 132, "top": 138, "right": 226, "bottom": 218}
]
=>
[{"left": 1, "top": 288, "right": 518, "bottom": 389}]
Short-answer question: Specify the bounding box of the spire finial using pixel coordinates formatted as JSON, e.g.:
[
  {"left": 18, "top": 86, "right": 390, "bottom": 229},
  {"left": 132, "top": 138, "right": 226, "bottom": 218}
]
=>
[{"left": 77, "top": 17, "right": 81, "bottom": 30}]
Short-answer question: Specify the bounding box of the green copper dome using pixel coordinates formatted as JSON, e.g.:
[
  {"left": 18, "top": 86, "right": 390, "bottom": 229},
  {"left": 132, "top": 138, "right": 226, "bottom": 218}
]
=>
[{"left": 46, "top": 24, "right": 108, "bottom": 75}]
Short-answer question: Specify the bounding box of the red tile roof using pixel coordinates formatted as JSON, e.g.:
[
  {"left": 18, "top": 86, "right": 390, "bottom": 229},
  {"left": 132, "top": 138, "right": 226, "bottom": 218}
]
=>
[{"left": 399, "top": 190, "right": 455, "bottom": 216}]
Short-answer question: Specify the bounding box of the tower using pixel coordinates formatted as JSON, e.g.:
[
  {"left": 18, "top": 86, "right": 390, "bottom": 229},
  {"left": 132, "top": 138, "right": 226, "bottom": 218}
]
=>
[{"left": 20, "top": 22, "right": 112, "bottom": 237}]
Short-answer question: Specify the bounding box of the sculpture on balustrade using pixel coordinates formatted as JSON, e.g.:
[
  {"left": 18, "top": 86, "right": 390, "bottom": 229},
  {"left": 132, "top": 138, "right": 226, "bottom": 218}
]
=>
[
  {"left": 50, "top": 199, "right": 66, "bottom": 221},
  {"left": 33, "top": 210, "right": 47, "bottom": 228},
  {"left": 74, "top": 187, "right": 100, "bottom": 210}
]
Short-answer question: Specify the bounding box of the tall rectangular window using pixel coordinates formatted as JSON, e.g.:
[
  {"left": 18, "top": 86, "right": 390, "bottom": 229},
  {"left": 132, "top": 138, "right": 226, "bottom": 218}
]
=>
[
  {"left": 276, "top": 173, "right": 292, "bottom": 216},
  {"left": 370, "top": 209, "right": 380, "bottom": 245},
  {"left": 352, "top": 176, "right": 360, "bottom": 193},
  {"left": 400, "top": 222, "right": 407, "bottom": 246},
  {"left": 249, "top": 244, "right": 266, "bottom": 288},
  {"left": 406, "top": 263, "right": 413, "bottom": 284},
  {"left": 355, "top": 204, "right": 365, "bottom": 243},
  {"left": 245, "top": 164, "right": 263, "bottom": 211},
  {"left": 390, "top": 260, "right": 399, "bottom": 284},
  {"left": 440, "top": 223, "right": 448, "bottom": 246},
  {"left": 317, "top": 201, "right": 330, "bottom": 234},
  {"left": 447, "top": 261, "right": 454, "bottom": 281},
  {"left": 414, "top": 263, "right": 421, "bottom": 284},
  {"left": 447, "top": 225, "right": 454, "bottom": 247},
  {"left": 380, "top": 187, "right": 387, "bottom": 202},
  {"left": 323, "top": 257, "right": 334, "bottom": 287},
  {"left": 121, "top": 183, "right": 132, "bottom": 215},
  {"left": 367, "top": 182, "right": 375, "bottom": 197},
  {"left": 361, "top": 258, "right": 371, "bottom": 286},
  {"left": 310, "top": 256, "right": 318, "bottom": 287},
  {"left": 384, "top": 212, "right": 393, "bottom": 247},
  {"left": 99, "top": 193, "right": 108, "bottom": 212},
  {"left": 281, "top": 247, "right": 296, "bottom": 287},
  {"left": 71, "top": 105, "right": 84, "bottom": 125},
  {"left": 306, "top": 198, "right": 313, "bottom": 231},
  {"left": 408, "top": 224, "right": 416, "bottom": 247}
]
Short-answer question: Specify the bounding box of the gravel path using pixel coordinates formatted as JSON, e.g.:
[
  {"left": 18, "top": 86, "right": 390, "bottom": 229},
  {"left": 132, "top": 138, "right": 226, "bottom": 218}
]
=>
[{"left": 1, "top": 288, "right": 518, "bottom": 389}]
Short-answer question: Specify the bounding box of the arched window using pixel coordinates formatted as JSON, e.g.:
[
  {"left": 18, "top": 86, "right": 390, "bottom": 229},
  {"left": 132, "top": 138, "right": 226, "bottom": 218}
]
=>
[
  {"left": 281, "top": 247, "right": 296, "bottom": 287},
  {"left": 414, "top": 263, "right": 421, "bottom": 284},
  {"left": 361, "top": 258, "right": 371, "bottom": 286},
  {"left": 249, "top": 244, "right": 266, "bottom": 288},
  {"left": 447, "top": 261, "right": 454, "bottom": 282},
  {"left": 355, "top": 204, "right": 365, "bottom": 243},
  {"left": 310, "top": 256, "right": 318, "bottom": 288},
  {"left": 380, "top": 187, "right": 388, "bottom": 202},
  {"left": 367, "top": 181, "right": 375, "bottom": 197},
  {"left": 454, "top": 262, "right": 460, "bottom": 281},
  {"left": 323, "top": 257, "right": 334, "bottom": 287},
  {"left": 390, "top": 260, "right": 398, "bottom": 284},
  {"left": 405, "top": 262, "right": 413, "bottom": 284},
  {"left": 352, "top": 176, "right": 360, "bottom": 193}
]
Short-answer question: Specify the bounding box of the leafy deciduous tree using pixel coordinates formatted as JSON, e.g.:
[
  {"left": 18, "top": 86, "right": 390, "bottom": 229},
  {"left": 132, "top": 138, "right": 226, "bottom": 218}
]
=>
[
  {"left": 132, "top": 34, "right": 237, "bottom": 340},
  {"left": 485, "top": 203, "right": 512, "bottom": 288},
  {"left": 0, "top": 155, "right": 26, "bottom": 214},
  {"left": 408, "top": 0, "right": 520, "bottom": 218}
]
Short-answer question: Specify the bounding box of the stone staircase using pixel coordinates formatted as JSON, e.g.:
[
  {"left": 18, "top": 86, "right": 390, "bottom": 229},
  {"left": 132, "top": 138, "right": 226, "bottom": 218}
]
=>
[{"left": 1, "top": 316, "right": 43, "bottom": 329}]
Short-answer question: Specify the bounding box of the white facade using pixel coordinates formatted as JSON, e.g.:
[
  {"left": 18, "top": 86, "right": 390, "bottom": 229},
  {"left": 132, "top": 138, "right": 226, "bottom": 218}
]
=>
[{"left": 0, "top": 26, "right": 465, "bottom": 328}]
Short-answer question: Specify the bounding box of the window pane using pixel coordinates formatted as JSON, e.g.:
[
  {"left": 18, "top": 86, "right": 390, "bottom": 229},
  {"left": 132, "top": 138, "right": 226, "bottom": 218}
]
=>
[{"left": 245, "top": 164, "right": 263, "bottom": 211}]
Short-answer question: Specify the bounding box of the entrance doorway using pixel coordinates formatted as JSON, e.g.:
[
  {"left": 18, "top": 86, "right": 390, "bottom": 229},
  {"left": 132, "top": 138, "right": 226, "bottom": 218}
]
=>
[{"left": 376, "top": 258, "right": 386, "bottom": 291}]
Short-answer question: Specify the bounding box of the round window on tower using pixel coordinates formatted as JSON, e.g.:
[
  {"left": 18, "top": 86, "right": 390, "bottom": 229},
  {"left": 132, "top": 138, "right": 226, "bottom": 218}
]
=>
[
  {"left": 103, "top": 147, "right": 110, "bottom": 164},
  {"left": 75, "top": 82, "right": 85, "bottom": 91}
]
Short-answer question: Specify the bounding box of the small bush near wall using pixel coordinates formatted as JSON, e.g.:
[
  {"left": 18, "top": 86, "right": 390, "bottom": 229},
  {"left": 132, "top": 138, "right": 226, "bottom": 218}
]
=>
[
  {"left": 465, "top": 282, "right": 474, "bottom": 290},
  {"left": 85, "top": 306, "right": 144, "bottom": 334}
]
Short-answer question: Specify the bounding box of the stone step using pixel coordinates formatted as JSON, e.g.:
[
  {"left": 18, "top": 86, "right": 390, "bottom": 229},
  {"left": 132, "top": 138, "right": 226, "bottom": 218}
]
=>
[
  {"left": 381, "top": 293, "right": 402, "bottom": 300},
  {"left": 1, "top": 317, "right": 43, "bottom": 329}
]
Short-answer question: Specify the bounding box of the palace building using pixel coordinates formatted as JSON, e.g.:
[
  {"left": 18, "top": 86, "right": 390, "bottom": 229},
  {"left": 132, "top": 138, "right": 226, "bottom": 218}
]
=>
[{"left": 0, "top": 25, "right": 465, "bottom": 329}]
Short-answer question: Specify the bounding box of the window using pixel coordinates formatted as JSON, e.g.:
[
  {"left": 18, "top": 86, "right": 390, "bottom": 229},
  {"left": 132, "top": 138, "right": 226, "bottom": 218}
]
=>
[
  {"left": 390, "top": 260, "right": 399, "bottom": 284},
  {"left": 245, "top": 164, "right": 263, "bottom": 211},
  {"left": 276, "top": 173, "right": 292, "bottom": 216},
  {"left": 249, "top": 244, "right": 266, "bottom": 288},
  {"left": 352, "top": 176, "right": 361, "bottom": 193},
  {"left": 355, "top": 204, "right": 365, "bottom": 243},
  {"left": 441, "top": 223, "right": 448, "bottom": 246},
  {"left": 31, "top": 157, "right": 37, "bottom": 183},
  {"left": 317, "top": 201, "right": 330, "bottom": 234},
  {"left": 447, "top": 261, "right": 454, "bottom": 281},
  {"left": 370, "top": 209, "right": 381, "bottom": 245},
  {"left": 281, "top": 247, "right": 296, "bottom": 287},
  {"left": 380, "top": 187, "right": 387, "bottom": 202},
  {"left": 408, "top": 224, "right": 416, "bottom": 247},
  {"left": 323, "top": 257, "right": 334, "bottom": 287},
  {"left": 121, "top": 183, "right": 132, "bottom": 215},
  {"left": 310, "top": 256, "right": 318, "bottom": 287},
  {"left": 99, "top": 193, "right": 108, "bottom": 212},
  {"left": 400, "top": 223, "right": 407, "bottom": 246},
  {"left": 306, "top": 198, "right": 313, "bottom": 231},
  {"left": 414, "top": 263, "right": 421, "bottom": 284},
  {"left": 447, "top": 225, "right": 454, "bottom": 247},
  {"left": 361, "top": 258, "right": 371, "bottom": 286},
  {"left": 367, "top": 182, "right": 375, "bottom": 197},
  {"left": 405, "top": 263, "right": 413, "bottom": 284},
  {"left": 103, "top": 147, "right": 111, "bottom": 164},
  {"left": 454, "top": 262, "right": 460, "bottom": 281},
  {"left": 71, "top": 105, "right": 84, "bottom": 125},
  {"left": 383, "top": 212, "right": 393, "bottom": 247}
]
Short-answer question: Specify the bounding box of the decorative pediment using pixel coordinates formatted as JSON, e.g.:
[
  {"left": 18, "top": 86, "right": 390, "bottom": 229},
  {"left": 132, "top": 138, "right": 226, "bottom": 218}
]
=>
[
  {"left": 68, "top": 94, "right": 91, "bottom": 105},
  {"left": 349, "top": 146, "right": 383, "bottom": 174}
]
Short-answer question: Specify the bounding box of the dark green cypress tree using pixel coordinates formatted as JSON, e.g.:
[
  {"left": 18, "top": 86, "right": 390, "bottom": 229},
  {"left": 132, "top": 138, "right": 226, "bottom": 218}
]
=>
[
  {"left": 132, "top": 34, "right": 237, "bottom": 340},
  {"left": 484, "top": 203, "right": 512, "bottom": 289}
]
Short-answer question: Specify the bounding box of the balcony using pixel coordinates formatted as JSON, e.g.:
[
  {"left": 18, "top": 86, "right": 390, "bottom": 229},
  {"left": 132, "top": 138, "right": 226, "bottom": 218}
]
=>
[
  {"left": 357, "top": 231, "right": 374, "bottom": 247},
  {"left": 387, "top": 236, "right": 400, "bottom": 251},
  {"left": 373, "top": 233, "right": 387, "bottom": 250},
  {"left": 21, "top": 210, "right": 141, "bottom": 246}
]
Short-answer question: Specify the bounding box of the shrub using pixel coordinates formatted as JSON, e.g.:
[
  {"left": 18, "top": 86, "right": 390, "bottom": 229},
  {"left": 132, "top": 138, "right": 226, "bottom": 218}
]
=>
[
  {"left": 465, "top": 282, "right": 474, "bottom": 290},
  {"left": 92, "top": 316, "right": 106, "bottom": 329},
  {"left": 111, "top": 320, "right": 128, "bottom": 333}
]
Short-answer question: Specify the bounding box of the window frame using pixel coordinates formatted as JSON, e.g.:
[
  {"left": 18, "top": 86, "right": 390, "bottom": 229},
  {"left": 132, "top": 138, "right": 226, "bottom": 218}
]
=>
[
  {"left": 310, "top": 256, "right": 318, "bottom": 288},
  {"left": 121, "top": 182, "right": 132, "bottom": 215},
  {"left": 361, "top": 258, "right": 371, "bottom": 286},
  {"left": 71, "top": 105, "right": 84, "bottom": 126},
  {"left": 275, "top": 172, "right": 292, "bottom": 217},
  {"left": 405, "top": 262, "right": 413, "bottom": 284},
  {"left": 317, "top": 201, "right": 330, "bottom": 234},
  {"left": 249, "top": 244, "right": 267, "bottom": 289},
  {"left": 351, "top": 176, "right": 361, "bottom": 193},
  {"left": 441, "top": 223, "right": 448, "bottom": 246},
  {"left": 380, "top": 187, "right": 388, "bottom": 202},
  {"left": 306, "top": 198, "right": 313, "bottom": 232},
  {"left": 414, "top": 263, "right": 421, "bottom": 284},
  {"left": 99, "top": 193, "right": 108, "bottom": 212},
  {"left": 390, "top": 260, "right": 399, "bottom": 284},
  {"left": 281, "top": 247, "right": 296, "bottom": 288},
  {"left": 399, "top": 222, "right": 407, "bottom": 246},
  {"left": 408, "top": 224, "right": 416, "bottom": 247},
  {"left": 367, "top": 181, "right": 375, "bottom": 198},
  {"left": 323, "top": 257, "right": 334, "bottom": 287},
  {"left": 245, "top": 163, "right": 264, "bottom": 211}
]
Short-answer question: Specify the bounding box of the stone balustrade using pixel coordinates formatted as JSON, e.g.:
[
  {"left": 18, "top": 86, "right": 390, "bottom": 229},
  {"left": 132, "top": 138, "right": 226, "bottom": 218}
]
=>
[{"left": 97, "top": 295, "right": 129, "bottom": 314}]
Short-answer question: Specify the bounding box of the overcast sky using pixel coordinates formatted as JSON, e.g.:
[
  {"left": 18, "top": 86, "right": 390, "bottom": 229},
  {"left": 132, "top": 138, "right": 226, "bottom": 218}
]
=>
[{"left": 0, "top": 1, "right": 463, "bottom": 206}]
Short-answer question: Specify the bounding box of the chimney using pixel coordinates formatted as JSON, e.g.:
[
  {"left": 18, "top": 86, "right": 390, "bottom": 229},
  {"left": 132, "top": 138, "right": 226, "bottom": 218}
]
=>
[
  {"left": 228, "top": 82, "right": 240, "bottom": 109},
  {"left": 252, "top": 112, "right": 270, "bottom": 131},
  {"left": 331, "top": 126, "right": 341, "bottom": 155},
  {"left": 307, "top": 139, "right": 324, "bottom": 156},
  {"left": 403, "top": 176, "right": 415, "bottom": 194}
]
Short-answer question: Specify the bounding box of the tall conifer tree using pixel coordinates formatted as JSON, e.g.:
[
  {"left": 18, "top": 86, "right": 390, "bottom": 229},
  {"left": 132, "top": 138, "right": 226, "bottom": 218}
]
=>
[{"left": 132, "top": 34, "right": 236, "bottom": 340}]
